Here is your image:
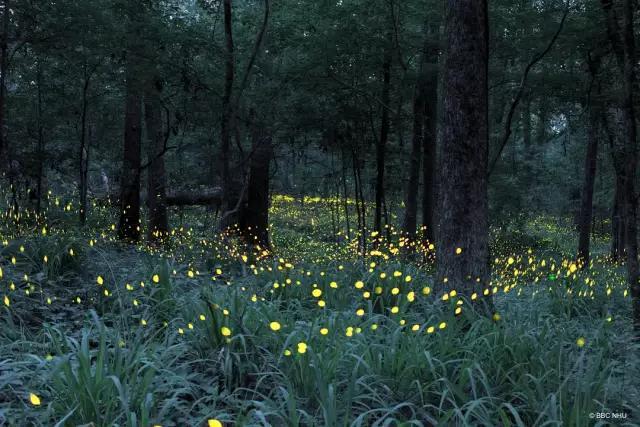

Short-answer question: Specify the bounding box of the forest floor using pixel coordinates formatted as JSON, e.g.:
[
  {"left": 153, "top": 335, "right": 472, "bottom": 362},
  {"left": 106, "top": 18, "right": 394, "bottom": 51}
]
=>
[{"left": 0, "top": 195, "right": 639, "bottom": 426}]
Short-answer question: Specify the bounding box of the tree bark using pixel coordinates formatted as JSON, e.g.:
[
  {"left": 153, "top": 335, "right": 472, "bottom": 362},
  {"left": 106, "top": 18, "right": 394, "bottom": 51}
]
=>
[
  {"left": 239, "top": 136, "right": 272, "bottom": 249},
  {"left": 35, "top": 61, "right": 44, "bottom": 214},
  {"left": 220, "top": 0, "right": 235, "bottom": 212},
  {"left": 422, "top": 71, "right": 437, "bottom": 244},
  {"left": 577, "top": 94, "right": 601, "bottom": 267},
  {"left": 577, "top": 55, "right": 602, "bottom": 267},
  {"left": 402, "top": 63, "right": 425, "bottom": 238},
  {"left": 436, "top": 0, "right": 492, "bottom": 312},
  {"left": 79, "top": 64, "right": 91, "bottom": 225},
  {"left": 611, "top": 175, "right": 625, "bottom": 261},
  {"left": 374, "top": 48, "right": 392, "bottom": 236},
  {"left": 601, "top": 0, "right": 639, "bottom": 331},
  {"left": 341, "top": 144, "right": 351, "bottom": 241},
  {"left": 0, "top": 0, "right": 9, "bottom": 168},
  {"left": 352, "top": 146, "right": 366, "bottom": 254},
  {"left": 522, "top": 94, "right": 532, "bottom": 149},
  {"left": 144, "top": 81, "right": 168, "bottom": 242},
  {"left": 118, "top": 49, "right": 143, "bottom": 242}
]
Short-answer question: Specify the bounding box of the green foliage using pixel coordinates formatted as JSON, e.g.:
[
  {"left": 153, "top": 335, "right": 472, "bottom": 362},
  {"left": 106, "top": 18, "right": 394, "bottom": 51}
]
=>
[{"left": 1, "top": 199, "right": 637, "bottom": 426}]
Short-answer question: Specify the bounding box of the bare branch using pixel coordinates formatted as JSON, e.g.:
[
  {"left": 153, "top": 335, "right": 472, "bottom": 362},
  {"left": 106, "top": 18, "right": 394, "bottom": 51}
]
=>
[{"left": 488, "top": 6, "right": 570, "bottom": 177}]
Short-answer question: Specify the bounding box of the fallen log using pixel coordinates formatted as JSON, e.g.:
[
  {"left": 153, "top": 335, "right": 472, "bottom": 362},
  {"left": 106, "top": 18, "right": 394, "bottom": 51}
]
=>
[{"left": 166, "top": 187, "right": 222, "bottom": 206}]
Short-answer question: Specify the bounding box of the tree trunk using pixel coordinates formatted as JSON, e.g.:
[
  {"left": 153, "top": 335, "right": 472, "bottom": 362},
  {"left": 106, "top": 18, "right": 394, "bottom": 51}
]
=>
[
  {"left": 352, "top": 146, "right": 366, "bottom": 254},
  {"left": 220, "top": 0, "right": 235, "bottom": 213},
  {"left": 436, "top": 0, "right": 491, "bottom": 312},
  {"left": 0, "top": 0, "right": 8, "bottom": 167},
  {"left": 577, "top": 55, "right": 602, "bottom": 267},
  {"left": 240, "top": 136, "right": 273, "bottom": 249},
  {"left": 35, "top": 61, "right": 44, "bottom": 214},
  {"left": 577, "top": 95, "right": 601, "bottom": 267},
  {"left": 117, "top": 52, "right": 143, "bottom": 242},
  {"left": 374, "top": 48, "right": 391, "bottom": 236},
  {"left": 601, "top": 0, "right": 639, "bottom": 331},
  {"left": 402, "top": 69, "right": 425, "bottom": 238},
  {"left": 144, "top": 81, "right": 169, "bottom": 242},
  {"left": 618, "top": 0, "right": 639, "bottom": 332},
  {"left": 341, "top": 144, "right": 351, "bottom": 241},
  {"left": 79, "top": 65, "right": 91, "bottom": 225},
  {"left": 422, "top": 71, "right": 438, "bottom": 244},
  {"left": 536, "top": 101, "right": 547, "bottom": 146}
]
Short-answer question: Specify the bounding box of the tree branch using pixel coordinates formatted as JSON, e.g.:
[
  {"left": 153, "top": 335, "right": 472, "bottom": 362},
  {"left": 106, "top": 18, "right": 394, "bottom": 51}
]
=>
[
  {"left": 234, "top": 0, "right": 270, "bottom": 106},
  {"left": 488, "top": 6, "right": 570, "bottom": 177}
]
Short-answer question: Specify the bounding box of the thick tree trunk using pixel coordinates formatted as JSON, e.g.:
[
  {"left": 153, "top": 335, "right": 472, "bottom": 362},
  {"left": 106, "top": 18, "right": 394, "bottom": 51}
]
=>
[
  {"left": 240, "top": 136, "right": 273, "bottom": 249},
  {"left": 374, "top": 49, "right": 392, "bottom": 236},
  {"left": 117, "top": 55, "right": 143, "bottom": 242},
  {"left": 436, "top": 0, "right": 492, "bottom": 312},
  {"left": 144, "top": 81, "right": 169, "bottom": 242},
  {"left": 577, "top": 97, "right": 600, "bottom": 267}
]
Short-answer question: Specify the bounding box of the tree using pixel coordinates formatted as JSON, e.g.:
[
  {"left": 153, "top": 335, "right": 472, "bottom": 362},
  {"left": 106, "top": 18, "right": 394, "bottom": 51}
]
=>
[
  {"left": 401, "top": 68, "right": 424, "bottom": 239},
  {"left": 0, "top": 0, "right": 8, "bottom": 168},
  {"left": 600, "top": 0, "right": 639, "bottom": 331},
  {"left": 422, "top": 33, "right": 438, "bottom": 245},
  {"left": 577, "top": 54, "right": 602, "bottom": 268},
  {"left": 144, "top": 79, "right": 169, "bottom": 242},
  {"left": 220, "top": 0, "right": 235, "bottom": 216},
  {"left": 436, "top": 0, "right": 491, "bottom": 312},
  {"left": 117, "top": 7, "right": 144, "bottom": 242},
  {"left": 374, "top": 41, "right": 392, "bottom": 237},
  {"left": 239, "top": 134, "right": 273, "bottom": 249},
  {"left": 402, "top": 24, "right": 432, "bottom": 240}
]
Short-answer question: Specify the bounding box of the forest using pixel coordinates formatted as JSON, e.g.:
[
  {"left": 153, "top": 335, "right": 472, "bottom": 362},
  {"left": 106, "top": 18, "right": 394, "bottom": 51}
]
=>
[{"left": 0, "top": 0, "right": 639, "bottom": 425}]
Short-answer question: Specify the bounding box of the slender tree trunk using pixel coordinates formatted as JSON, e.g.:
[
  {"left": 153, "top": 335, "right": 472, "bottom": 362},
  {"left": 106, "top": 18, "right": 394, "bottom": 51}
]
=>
[
  {"left": 402, "top": 71, "right": 425, "bottom": 238},
  {"left": 422, "top": 72, "right": 437, "bottom": 244},
  {"left": 79, "top": 65, "right": 90, "bottom": 225},
  {"left": 35, "top": 61, "right": 44, "bottom": 214},
  {"left": 144, "top": 81, "right": 168, "bottom": 242},
  {"left": 611, "top": 175, "right": 625, "bottom": 261},
  {"left": 341, "top": 145, "right": 351, "bottom": 241},
  {"left": 0, "top": 0, "right": 8, "bottom": 167},
  {"left": 522, "top": 95, "right": 532, "bottom": 149},
  {"left": 118, "top": 52, "right": 143, "bottom": 242},
  {"left": 577, "top": 93, "right": 601, "bottom": 267},
  {"left": 436, "top": 0, "right": 492, "bottom": 312},
  {"left": 352, "top": 146, "right": 366, "bottom": 254},
  {"left": 536, "top": 101, "right": 547, "bottom": 145},
  {"left": 374, "top": 48, "right": 391, "bottom": 235},
  {"left": 220, "top": 0, "right": 235, "bottom": 213}
]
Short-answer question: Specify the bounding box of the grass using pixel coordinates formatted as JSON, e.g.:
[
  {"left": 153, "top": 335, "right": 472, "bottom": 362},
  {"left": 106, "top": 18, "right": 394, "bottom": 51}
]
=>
[{"left": 0, "top": 195, "right": 638, "bottom": 426}]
